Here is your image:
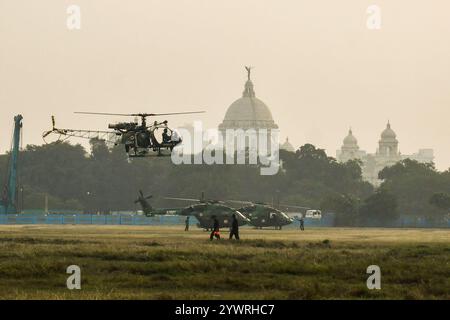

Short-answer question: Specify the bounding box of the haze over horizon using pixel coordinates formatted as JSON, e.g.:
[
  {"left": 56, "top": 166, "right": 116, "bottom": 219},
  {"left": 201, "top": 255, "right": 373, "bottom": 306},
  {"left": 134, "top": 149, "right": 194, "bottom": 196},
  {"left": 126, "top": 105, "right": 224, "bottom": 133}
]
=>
[{"left": 1, "top": 0, "right": 449, "bottom": 170}]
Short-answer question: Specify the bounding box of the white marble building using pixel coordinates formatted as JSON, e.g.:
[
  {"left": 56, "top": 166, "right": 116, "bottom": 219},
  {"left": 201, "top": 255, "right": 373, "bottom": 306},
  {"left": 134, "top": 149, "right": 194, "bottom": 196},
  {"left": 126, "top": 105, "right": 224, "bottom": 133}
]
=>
[
  {"left": 336, "top": 123, "right": 434, "bottom": 186},
  {"left": 218, "top": 67, "right": 279, "bottom": 155},
  {"left": 280, "top": 137, "right": 295, "bottom": 152}
]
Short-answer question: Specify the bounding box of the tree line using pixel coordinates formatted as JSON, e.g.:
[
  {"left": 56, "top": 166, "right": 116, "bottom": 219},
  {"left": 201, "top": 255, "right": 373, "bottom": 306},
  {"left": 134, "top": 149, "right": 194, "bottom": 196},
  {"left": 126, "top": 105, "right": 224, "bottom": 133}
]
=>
[{"left": 0, "top": 140, "right": 449, "bottom": 226}]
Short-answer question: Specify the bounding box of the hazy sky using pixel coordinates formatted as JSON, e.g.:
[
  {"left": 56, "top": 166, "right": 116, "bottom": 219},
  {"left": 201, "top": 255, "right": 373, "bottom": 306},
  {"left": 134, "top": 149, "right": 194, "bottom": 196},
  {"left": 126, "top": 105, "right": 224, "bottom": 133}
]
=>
[{"left": 1, "top": 0, "right": 449, "bottom": 170}]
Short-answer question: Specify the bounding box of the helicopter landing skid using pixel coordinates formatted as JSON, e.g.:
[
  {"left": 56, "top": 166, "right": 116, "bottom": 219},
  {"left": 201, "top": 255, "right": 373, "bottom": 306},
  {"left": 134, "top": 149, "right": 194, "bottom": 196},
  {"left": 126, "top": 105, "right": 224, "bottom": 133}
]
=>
[{"left": 128, "top": 149, "right": 173, "bottom": 158}]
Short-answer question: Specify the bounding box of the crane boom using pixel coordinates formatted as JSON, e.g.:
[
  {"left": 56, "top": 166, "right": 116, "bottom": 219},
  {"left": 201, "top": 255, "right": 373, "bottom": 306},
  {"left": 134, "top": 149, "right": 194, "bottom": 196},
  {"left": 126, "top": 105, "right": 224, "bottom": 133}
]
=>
[{"left": 0, "top": 115, "right": 23, "bottom": 214}]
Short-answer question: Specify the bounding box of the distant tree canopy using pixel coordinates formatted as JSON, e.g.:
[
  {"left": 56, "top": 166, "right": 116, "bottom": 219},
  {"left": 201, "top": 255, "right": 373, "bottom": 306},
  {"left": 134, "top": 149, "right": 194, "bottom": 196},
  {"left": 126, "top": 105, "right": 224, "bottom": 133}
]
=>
[
  {"left": 378, "top": 159, "right": 450, "bottom": 219},
  {"left": 281, "top": 144, "right": 373, "bottom": 207},
  {"left": 429, "top": 193, "right": 450, "bottom": 211},
  {"left": 320, "top": 194, "right": 360, "bottom": 226},
  {"left": 0, "top": 141, "right": 448, "bottom": 225},
  {"left": 0, "top": 141, "right": 372, "bottom": 214},
  {"left": 359, "top": 188, "right": 399, "bottom": 225}
]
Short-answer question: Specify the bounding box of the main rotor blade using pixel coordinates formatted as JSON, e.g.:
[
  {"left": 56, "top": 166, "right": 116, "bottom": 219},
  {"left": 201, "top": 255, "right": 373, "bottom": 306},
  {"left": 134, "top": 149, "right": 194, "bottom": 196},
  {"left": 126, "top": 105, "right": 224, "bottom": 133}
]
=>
[
  {"left": 75, "top": 112, "right": 135, "bottom": 116},
  {"left": 279, "top": 203, "right": 310, "bottom": 210},
  {"left": 164, "top": 197, "right": 200, "bottom": 202},
  {"left": 226, "top": 199, "right": 253, "bottom": 205},
  {"left": 138, "top": 111, "right": 205, "bottom": 117},
  {"left": 75, "top": 111, "right": 205, "bottom": 117}
]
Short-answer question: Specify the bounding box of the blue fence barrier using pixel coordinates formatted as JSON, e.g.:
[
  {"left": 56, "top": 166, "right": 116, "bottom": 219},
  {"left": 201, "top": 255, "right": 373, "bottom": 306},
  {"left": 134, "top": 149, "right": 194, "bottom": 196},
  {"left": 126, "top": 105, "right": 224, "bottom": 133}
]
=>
[
  {"left": 0, "top": 213, "right": 447, "bottom": 228},
  {"left": 362, "top": 216, "right": 450, "bottom": 228},
  {"left": 0, "top": 213, "right": 337, "bottom": 227},
  {"left": 0, "top": 213, "right": 197, "bottom": 226}
]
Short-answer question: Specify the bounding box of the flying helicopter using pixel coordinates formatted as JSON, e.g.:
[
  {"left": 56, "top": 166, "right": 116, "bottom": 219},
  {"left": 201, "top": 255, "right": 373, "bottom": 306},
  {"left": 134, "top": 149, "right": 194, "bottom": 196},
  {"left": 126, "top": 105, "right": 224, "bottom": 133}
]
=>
[
  {"left": 42, "top": 110, "right": 205, "bottom": 157},
  {"left": 136, "top": 191, "right": 250, "bottom": 230}
]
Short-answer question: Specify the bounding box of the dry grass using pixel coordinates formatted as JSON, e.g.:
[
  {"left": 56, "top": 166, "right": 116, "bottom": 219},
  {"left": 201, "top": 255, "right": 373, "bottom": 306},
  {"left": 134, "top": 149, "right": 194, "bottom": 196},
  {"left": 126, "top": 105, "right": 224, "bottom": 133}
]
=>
[{"left": 0, "top": 225, "right": 448, "bottom": 300}]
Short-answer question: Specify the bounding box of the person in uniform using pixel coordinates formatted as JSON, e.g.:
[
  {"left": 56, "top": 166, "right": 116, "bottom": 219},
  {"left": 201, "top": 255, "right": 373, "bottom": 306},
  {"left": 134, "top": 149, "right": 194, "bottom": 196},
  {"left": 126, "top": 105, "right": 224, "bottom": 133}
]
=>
[
  {"left": 229, "top": 214, "right": 240, "bottom": 240},
  {"left": 185, "top": 216, "right": 190, "bottom": 231},
  {"left": 210, "top": 216, "right": 221, "bottom": 240}
]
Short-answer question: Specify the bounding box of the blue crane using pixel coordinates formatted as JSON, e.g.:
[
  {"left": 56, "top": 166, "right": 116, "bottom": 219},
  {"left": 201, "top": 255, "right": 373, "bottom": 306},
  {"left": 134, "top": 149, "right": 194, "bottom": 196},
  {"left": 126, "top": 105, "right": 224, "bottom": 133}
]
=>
[{"left": 0, "top": 115, "right": 23, "bottom": 214}]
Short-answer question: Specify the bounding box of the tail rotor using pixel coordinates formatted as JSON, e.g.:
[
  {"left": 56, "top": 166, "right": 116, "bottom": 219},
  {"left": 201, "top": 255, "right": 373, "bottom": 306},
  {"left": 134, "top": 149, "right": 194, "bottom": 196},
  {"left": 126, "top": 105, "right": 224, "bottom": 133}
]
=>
[{"left": 135, "top": 190, "right": 153, "bottom": 215}]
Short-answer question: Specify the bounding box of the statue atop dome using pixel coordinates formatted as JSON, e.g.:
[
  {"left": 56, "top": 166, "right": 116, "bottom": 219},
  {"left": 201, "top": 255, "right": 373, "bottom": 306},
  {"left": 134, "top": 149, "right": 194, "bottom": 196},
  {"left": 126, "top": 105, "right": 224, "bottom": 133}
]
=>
[
  {"left": 245, "top": 66, "right": 253, "bottom": 81},
  {"left": 219, "top": 66, "right": 278, "bottom": 131}
]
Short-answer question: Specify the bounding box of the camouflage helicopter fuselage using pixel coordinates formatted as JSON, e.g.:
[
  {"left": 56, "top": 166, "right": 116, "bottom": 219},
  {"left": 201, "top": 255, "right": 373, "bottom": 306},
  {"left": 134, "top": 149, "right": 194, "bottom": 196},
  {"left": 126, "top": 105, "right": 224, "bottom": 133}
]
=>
[
  {"left": 179, "top": 202, "right": 250, "bottom": 230},
  {"left": 238, "top": 204, "right": 293, "bottom": 229}
]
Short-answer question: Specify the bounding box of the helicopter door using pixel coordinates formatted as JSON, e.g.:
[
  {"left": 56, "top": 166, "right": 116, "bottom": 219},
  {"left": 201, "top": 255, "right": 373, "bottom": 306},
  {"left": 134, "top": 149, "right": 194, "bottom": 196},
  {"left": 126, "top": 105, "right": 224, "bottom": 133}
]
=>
[{"left": 136, "top": 132, "right": 151, "bottom": 148}]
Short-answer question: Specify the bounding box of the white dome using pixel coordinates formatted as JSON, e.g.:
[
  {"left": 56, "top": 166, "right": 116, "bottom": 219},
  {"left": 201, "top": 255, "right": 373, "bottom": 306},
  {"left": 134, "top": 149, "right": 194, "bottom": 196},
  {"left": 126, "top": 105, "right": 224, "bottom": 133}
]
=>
[
  {"left": 343, "top": 129, "right": 358, "bottom": 146},
  {"left": 219, "top": 70, "right": 278, "bottom": 130},
  {"left": 226, "top": 95, "right": 274, "bottom": 121},
  {"left": 281, "top": 137, "right": 295, "bottom": 152},
  {"left": 381, "top": 122, "right": 397, "bottom": 140}
]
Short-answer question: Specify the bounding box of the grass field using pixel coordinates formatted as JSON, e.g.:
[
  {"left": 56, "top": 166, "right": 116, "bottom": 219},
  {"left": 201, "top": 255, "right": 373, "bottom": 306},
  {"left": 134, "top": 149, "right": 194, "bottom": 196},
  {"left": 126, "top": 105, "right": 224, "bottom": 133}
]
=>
[{"left": 0, "top": 225, "right": 448, "bottom": 300}]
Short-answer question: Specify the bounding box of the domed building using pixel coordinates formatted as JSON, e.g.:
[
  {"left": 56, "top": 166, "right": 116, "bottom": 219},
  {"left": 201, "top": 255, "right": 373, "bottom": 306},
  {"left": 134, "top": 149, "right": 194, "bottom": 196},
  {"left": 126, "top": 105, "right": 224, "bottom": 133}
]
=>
[
  {"left": 337, "top": 122, "right": 434, "bottom": 186},
  {"left": 280, "top": 137, "right": 295, "bottom": 152},
  {"left": 218, "top": 67, "right": 279, "bottom": 155},
  {"left": 336, "top": 128, "right": 366, "bottom": 162},
  {"left": 377, "top": 122, "right": 399, "bottom": 157},
  {"left": 219, "top": 67, "right": 278, "bottom": 132}
]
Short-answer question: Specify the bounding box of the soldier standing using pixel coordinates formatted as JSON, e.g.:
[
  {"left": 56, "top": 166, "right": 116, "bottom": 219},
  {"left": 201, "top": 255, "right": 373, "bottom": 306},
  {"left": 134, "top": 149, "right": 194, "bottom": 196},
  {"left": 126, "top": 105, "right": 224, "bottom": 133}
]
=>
[
  {"left": 299, "top": 217, "right": 305, "bottom": 231},
  {"left": 229, "top": 214, "right": 240, "bottom": 240},
  {"left": 185, "top": 216, "right": 190, "bottom": 231},
  {"left": 210, "top": 216, "right": 221, "bottom": 240}
]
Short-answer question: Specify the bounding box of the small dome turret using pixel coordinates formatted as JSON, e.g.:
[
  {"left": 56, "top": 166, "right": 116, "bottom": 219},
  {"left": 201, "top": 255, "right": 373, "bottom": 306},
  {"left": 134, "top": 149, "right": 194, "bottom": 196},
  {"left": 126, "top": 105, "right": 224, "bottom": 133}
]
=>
[
  {"left": 381, "top": 122, "right": 397, "bottom": 140},
  {"left": 343, "top": 128, "right": 358, "bottom": 146}
]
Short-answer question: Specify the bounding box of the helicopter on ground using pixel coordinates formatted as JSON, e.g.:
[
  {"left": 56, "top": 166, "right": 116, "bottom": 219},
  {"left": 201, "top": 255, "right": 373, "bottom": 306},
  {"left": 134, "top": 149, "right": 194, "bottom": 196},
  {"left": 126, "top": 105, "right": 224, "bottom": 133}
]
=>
[
  {"left": 225, "top": 200, "right": 297, "bottom": 230},
  {"left": 135, "top": 190, "right": 154, "bottom": 215},
  {"left": 136, "top": 191, "right": 316, "bottom": 230},
  {"left": 134, "top": 190, "right": 180, "bottom": 216},
  {"left": 136, "top": 191, "right": 250, "bottom": 230},
  {"left": 164, "top": 193, "right": 308, "bottom": 230},
  {"left": 42, "top": 110, "right": 204, "bottom": 157}
]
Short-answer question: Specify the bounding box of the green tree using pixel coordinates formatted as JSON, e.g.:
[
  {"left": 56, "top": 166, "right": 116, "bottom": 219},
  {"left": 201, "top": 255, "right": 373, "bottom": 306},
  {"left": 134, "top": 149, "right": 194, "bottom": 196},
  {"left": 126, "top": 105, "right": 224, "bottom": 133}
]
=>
[
  {"left": 321, "top": 194, "right": 360, "bottom": 226},
  {"left": 360, "top": 188, "right": 398, "bottom": 226},
  {"left": 378, "top": 159, "right": 448, "bottom": 218},
  {"left": 1, "top": 141, "right": 375, "bottom": 214},
  {"left": 429, "top": 193, "right": 450, "bottom": 211}
]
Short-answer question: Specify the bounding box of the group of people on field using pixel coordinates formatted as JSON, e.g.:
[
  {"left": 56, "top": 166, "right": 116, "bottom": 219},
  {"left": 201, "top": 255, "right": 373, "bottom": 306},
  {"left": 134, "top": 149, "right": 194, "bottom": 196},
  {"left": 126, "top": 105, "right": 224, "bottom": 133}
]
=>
[
  {"left": 209, "top": 214, "right": 239, "bottom": 240},
  {"left": 208, "top": 214, "right": 240, "bottom": 241},
  {"left": 184, "top": 214, "right": 305, "bottom": 239},
  {"left": 184, "top": 214, "right": 240, "bottom": 240}
]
